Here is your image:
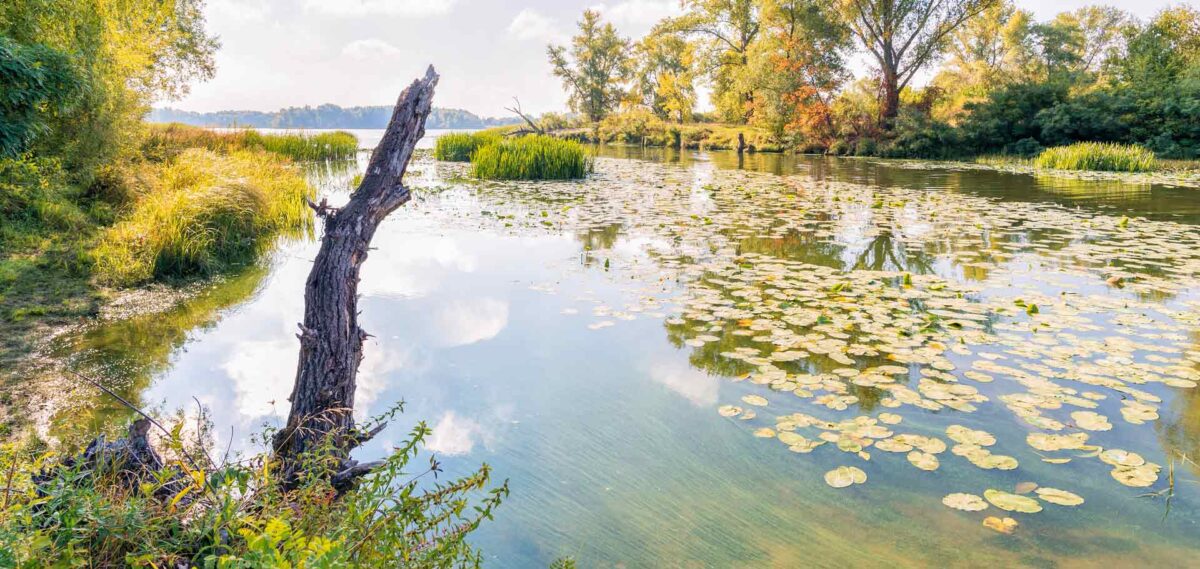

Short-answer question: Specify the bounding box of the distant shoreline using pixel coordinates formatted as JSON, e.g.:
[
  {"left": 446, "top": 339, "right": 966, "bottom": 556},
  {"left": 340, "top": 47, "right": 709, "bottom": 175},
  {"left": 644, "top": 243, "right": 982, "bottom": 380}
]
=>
[{"left": 149, "top": 104, "right": 521, "bottom": 130}]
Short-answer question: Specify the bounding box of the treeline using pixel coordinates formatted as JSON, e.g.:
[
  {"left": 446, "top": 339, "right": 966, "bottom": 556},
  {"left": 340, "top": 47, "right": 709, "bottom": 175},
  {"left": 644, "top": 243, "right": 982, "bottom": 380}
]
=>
[
  {"left": 544, "top": 1, "right": 1200, "bottom": 159},
  {"left": 150, "top": 105, "right": 522, "bottom": 130}
]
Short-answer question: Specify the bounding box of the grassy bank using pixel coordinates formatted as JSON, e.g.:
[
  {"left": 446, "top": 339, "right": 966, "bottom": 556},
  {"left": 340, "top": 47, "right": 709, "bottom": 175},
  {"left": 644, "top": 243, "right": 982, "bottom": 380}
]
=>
[
  {"left": 92, "top": 149, "right": 314, "bottom": 286},
  {"left": 0, "top": 126, "right": 334, "bottom": 436},
  {"left": 143, "top": 123, "right": 359, "bottom": 162}
]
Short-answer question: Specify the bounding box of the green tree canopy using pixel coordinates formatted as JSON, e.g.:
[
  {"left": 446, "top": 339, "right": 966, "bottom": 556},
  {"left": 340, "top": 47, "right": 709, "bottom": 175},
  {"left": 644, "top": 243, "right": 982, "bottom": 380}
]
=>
[{"left": 548, "top": 10, "right": 631, "bottom": 122}]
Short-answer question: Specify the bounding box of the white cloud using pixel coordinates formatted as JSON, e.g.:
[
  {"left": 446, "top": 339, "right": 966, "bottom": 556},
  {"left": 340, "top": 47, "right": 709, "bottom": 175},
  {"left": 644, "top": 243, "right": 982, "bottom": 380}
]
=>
[
  {"left": 304, "top": 0, "right": 456, "bottom": 17},
  {"left": 431, "top": 298, "right": 509, "bottom": 347},
  {"left": 359, "top": 235, "right": 477, "bottom": 298},
  {"left": 647, "top": 358, "right": 719, "bottom": 407},
  {"left": 222, "top": 339, "right": 297, "bottom": 418},
  {"left": 507, "top": 9, "right": 567, "bottom": 44},
  {"left": 342, "top": 38, "right": 404, "bottom": 60},
  {"left": 425, "top": 411, "right": 490, "bottom": 455}
]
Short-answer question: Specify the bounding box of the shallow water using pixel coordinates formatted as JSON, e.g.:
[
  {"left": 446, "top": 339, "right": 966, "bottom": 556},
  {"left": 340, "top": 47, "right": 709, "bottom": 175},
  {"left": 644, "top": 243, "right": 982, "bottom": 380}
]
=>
[{"left": 48, "top": 133, "right": 1200, "bottom": 567}]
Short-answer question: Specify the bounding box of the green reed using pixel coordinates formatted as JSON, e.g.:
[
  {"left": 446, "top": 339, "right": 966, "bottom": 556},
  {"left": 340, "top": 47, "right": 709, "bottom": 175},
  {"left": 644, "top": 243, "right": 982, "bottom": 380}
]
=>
[
  {"left": 1035, "top": 142, "right": 1158, "bottom": 173},
  {"left": 434, "top": 131, "right": 502, "bottom": 162},
  {"left": 470, "top": 135, "right": 592, "bottom": 180}
]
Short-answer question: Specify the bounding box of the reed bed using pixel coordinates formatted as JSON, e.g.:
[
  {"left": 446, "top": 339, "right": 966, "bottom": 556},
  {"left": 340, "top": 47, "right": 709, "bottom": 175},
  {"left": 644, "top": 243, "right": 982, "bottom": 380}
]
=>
[
  {"left": 144, "top": 123, "right": 359, "bottom": 161},
  {"left": 1035, "top": 142, "right": 1157, "bottom": 173},
  {"left": 434, "top": 131, "right": 501, "bottom": 162},
  {"left": 92, "top": 148, "right": 314, "bottom": 285},
  {"left": 470, "top": 135, "right": 591, "bottom": 180}
]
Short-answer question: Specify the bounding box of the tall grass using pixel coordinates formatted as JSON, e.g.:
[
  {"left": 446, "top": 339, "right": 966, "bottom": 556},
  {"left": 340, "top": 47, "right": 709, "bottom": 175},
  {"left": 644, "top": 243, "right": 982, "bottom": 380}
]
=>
[
  {"left": 144, "top": 123, "right": 359, "bottom": 162},
  {"left": 433, "top": 131, "right": 501, "bottom": 161},
  {"left": 1035, "top": 142, "right": 1158, "bottom": 173},
  {"left": 471, "top": 135, "right": 592, "bottom": 180},
  {"left": 92, "top": 148, "right": 314, "bottom": 286}
]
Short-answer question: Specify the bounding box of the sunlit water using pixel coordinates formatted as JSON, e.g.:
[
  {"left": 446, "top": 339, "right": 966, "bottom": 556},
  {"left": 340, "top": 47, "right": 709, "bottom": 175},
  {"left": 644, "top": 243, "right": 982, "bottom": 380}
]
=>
[{"left": 45, "top": 130, "right": 1200, "bottom": 567}]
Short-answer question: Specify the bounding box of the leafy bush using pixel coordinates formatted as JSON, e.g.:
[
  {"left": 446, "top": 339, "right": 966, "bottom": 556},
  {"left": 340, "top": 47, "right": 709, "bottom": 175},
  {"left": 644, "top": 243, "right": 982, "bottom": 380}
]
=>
[
  {"left": 0, "top": 36, "right": 83, "bottom": 157},
  {"left": 1035, "top": 142, "right": 1158, "bottom": 172},
  {"left": 433, "top": 131, "right": 501, "bottom": 162},
  {"left": 0, "top": 407, "right": 507, "bottom": 567},
  {"left": 471, "top": 135, "right": 592, "bottom": 180},
  {"left": 92, "top": 149, "right": 314, "bottom": 286}
]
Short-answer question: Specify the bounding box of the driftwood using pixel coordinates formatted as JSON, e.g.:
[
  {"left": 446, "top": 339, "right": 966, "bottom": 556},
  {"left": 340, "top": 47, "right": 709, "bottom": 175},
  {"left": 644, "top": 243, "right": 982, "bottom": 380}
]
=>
[
  {"left": 503, "top": 97, "right": 544, "bottom": 137},
  {"left": 272, "top": 66, "right": 439, "bottom": 489}
]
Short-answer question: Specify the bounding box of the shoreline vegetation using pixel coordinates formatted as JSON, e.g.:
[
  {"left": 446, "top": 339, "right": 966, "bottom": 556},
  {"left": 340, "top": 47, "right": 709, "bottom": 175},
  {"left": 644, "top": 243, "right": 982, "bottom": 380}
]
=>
[{"left": 0, "top": 125, "right": 352, "bottom": 435}]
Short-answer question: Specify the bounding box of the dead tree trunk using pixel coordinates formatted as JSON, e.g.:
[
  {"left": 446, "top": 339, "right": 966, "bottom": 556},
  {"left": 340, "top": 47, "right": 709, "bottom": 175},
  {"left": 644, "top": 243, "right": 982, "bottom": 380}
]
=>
[{"left": 273, "top": 67, "right": 439, "bottom": 487}]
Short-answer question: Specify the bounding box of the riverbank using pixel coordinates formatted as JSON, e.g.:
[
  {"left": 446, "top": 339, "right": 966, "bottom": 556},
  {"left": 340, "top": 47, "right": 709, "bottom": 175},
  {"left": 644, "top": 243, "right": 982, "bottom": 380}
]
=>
[{"left": 0, "top": 125, "right": 352, "bottom": 440}]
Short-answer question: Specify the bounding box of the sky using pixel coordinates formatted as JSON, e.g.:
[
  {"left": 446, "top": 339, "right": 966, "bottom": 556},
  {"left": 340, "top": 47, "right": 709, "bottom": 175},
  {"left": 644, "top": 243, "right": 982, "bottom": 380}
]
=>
[{"left": 171, "top": 0, "right": 1187, "bottom": 117}]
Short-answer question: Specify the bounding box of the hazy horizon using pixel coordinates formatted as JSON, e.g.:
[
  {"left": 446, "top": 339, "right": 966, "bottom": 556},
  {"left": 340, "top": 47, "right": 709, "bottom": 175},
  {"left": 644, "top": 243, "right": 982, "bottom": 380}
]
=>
[{"left": 172, "top": 0, "right": 1185, "bottom": 117}]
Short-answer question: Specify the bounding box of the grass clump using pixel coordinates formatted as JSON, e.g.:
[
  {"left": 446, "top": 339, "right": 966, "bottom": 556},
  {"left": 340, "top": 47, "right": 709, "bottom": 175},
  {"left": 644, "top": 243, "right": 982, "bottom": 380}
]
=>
[
  {"left": 433, "top": 131, "right": 501, "bottom": 162},
  {"left": 144, "top": 123, "right": 359, "bottom": 162},
  {"left": 470, "top": 135, "right": 592, "bottom": 180},
  {"left": 91, "top": 149, "right": 314, "bottom": 286},
  {"left": 1034, "top": 142, "right": 1157, "bottom": 173}
]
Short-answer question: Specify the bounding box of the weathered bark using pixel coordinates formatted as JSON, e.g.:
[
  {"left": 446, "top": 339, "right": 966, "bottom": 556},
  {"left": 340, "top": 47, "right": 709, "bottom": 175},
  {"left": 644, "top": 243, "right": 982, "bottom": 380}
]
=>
[
  {"left": 40, "top": 419, "right": 191, "bottom": 502},
  {"left": 273, "top": 67, "right": 439, "bottom": 486}
]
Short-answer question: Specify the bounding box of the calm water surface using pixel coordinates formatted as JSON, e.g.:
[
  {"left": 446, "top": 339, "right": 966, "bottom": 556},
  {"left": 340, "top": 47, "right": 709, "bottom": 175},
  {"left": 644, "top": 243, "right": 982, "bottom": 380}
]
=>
[{"left": 47, "top": 130, "right": 1200, "bottom": 567}]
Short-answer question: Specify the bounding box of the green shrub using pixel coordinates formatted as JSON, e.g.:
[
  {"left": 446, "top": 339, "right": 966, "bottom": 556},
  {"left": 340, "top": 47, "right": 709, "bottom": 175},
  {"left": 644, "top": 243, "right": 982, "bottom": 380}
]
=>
[
  {"left": 1034, "top": 142, "right": 1158, "bottom": 172},
  {"left": 0, "top": 406, "right": 506, "bottom": 567},
  {"left": 92, "top": 149, "right": 314, "bottom": 286},
  {"left": 433, "top": 131, "right": 501, "bottom": 162},
  {"left": 0, "top": 36, "right": 84, "bottom": 158},
  {"left": 471, "top": 135, "right": 592, "bottom": 180}
]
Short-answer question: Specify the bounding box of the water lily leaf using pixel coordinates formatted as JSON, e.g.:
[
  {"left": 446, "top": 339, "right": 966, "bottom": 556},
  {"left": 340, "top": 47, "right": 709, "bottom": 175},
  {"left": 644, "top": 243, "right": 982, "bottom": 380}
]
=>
[
  {"left": 983, "top": 516, "right": 1018, "bottom": 534},
  {"left": 984, "top": 489, "right": 1042, "bottom": 513},
  {"left": 943, "top": 493, "right": 988, "bottom": 511},
  {"left": 1071, "top": 411, "right": 1112, "bottom": 432},
  {"left": 741, "top": 394, "right": 768, "bottom": 407},
  {"left": 1036, "top": 487, "right": 1084, "bottom": 506},
  {"left": 824, "top": 466, "right": 867, "bottom": 489},
  {"left": 1014, "top": 482, "right": 1038, "bottom": 494},
  {"left": 907, "top": 451, "right": 940, "bottom": 471},
  {"left": 718, "top": 405, "right": 742, "bottom": 417},
  {"left": 753, "top": 428, "right": 776, "bottom": 438}
]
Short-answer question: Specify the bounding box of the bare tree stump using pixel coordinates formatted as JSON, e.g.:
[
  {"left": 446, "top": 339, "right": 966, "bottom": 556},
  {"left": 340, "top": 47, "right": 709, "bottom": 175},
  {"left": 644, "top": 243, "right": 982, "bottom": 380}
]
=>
[{"left": 273, "top": 67, "right": 439, "bottom": 487}]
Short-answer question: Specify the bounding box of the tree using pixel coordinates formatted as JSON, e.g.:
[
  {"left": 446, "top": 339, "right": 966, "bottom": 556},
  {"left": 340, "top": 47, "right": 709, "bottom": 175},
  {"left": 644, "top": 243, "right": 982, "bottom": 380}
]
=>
[
  {"left": 930, "top": 1, "right": 1036, "bottom": 120},
  {"left": 1116, "top": 5, "right": 1200, "bottom": 88},
  {"left": 667, "top": 0, "right": 762, "bottom": 122},
  {"left": 747, "top": 0, "right": 850, "bottom": 143},
  {"left": 1052, "top": 6, "right": 1135, "bottom": 74},
  {"left": 839, "top": 0, "right": 998, "bottom": 128},
  {"left": 633, "top": 27, "right": 698, "bottom": 122},
  {"left": 548, "top": 10, "right": 631, "bottom": 122},
  {"left": 274, "top": 68, "right": 438, "bottom": 487},
  {"left": 0, "top": 0, "right": 217, "bottom": 182}
]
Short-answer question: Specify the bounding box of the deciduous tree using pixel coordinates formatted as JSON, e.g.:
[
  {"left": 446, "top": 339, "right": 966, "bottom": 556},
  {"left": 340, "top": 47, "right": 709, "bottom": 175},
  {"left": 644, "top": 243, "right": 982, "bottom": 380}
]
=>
[
  {"left": 548, "top": 10, "right": 631, "bottom": 122},
  {"left": 839, "top": 0, "right": 998, "bottom": 128}
]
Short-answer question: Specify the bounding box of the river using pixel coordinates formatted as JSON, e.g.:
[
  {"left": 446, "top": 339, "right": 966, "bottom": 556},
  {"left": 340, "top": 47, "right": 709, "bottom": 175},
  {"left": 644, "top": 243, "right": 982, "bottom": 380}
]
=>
[{"left": 45, "top": 129, "right": 1200, "bottom": 567}]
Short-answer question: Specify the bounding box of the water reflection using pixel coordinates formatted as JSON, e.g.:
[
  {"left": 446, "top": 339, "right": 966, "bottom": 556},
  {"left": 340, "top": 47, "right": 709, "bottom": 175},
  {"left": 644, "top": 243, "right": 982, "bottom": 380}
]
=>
[{"left": 41, "top": 140, "right": 1200, "bottom": 567}]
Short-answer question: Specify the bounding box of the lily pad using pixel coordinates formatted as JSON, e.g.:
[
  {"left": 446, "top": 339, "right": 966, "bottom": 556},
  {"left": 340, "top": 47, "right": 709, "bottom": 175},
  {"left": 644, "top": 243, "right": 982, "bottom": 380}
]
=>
[
  {"left": 1035, "top": 488, "right": 1084, "bottom": 506},
  {"left": 943, "top": 493, "right": 988, "bottom": 511},
  {"left": 824, "top": 466, "right": 867, "bottom": 489},
  {"left": 984, "top": 489, "right": 1042, "bottom": 513}
]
